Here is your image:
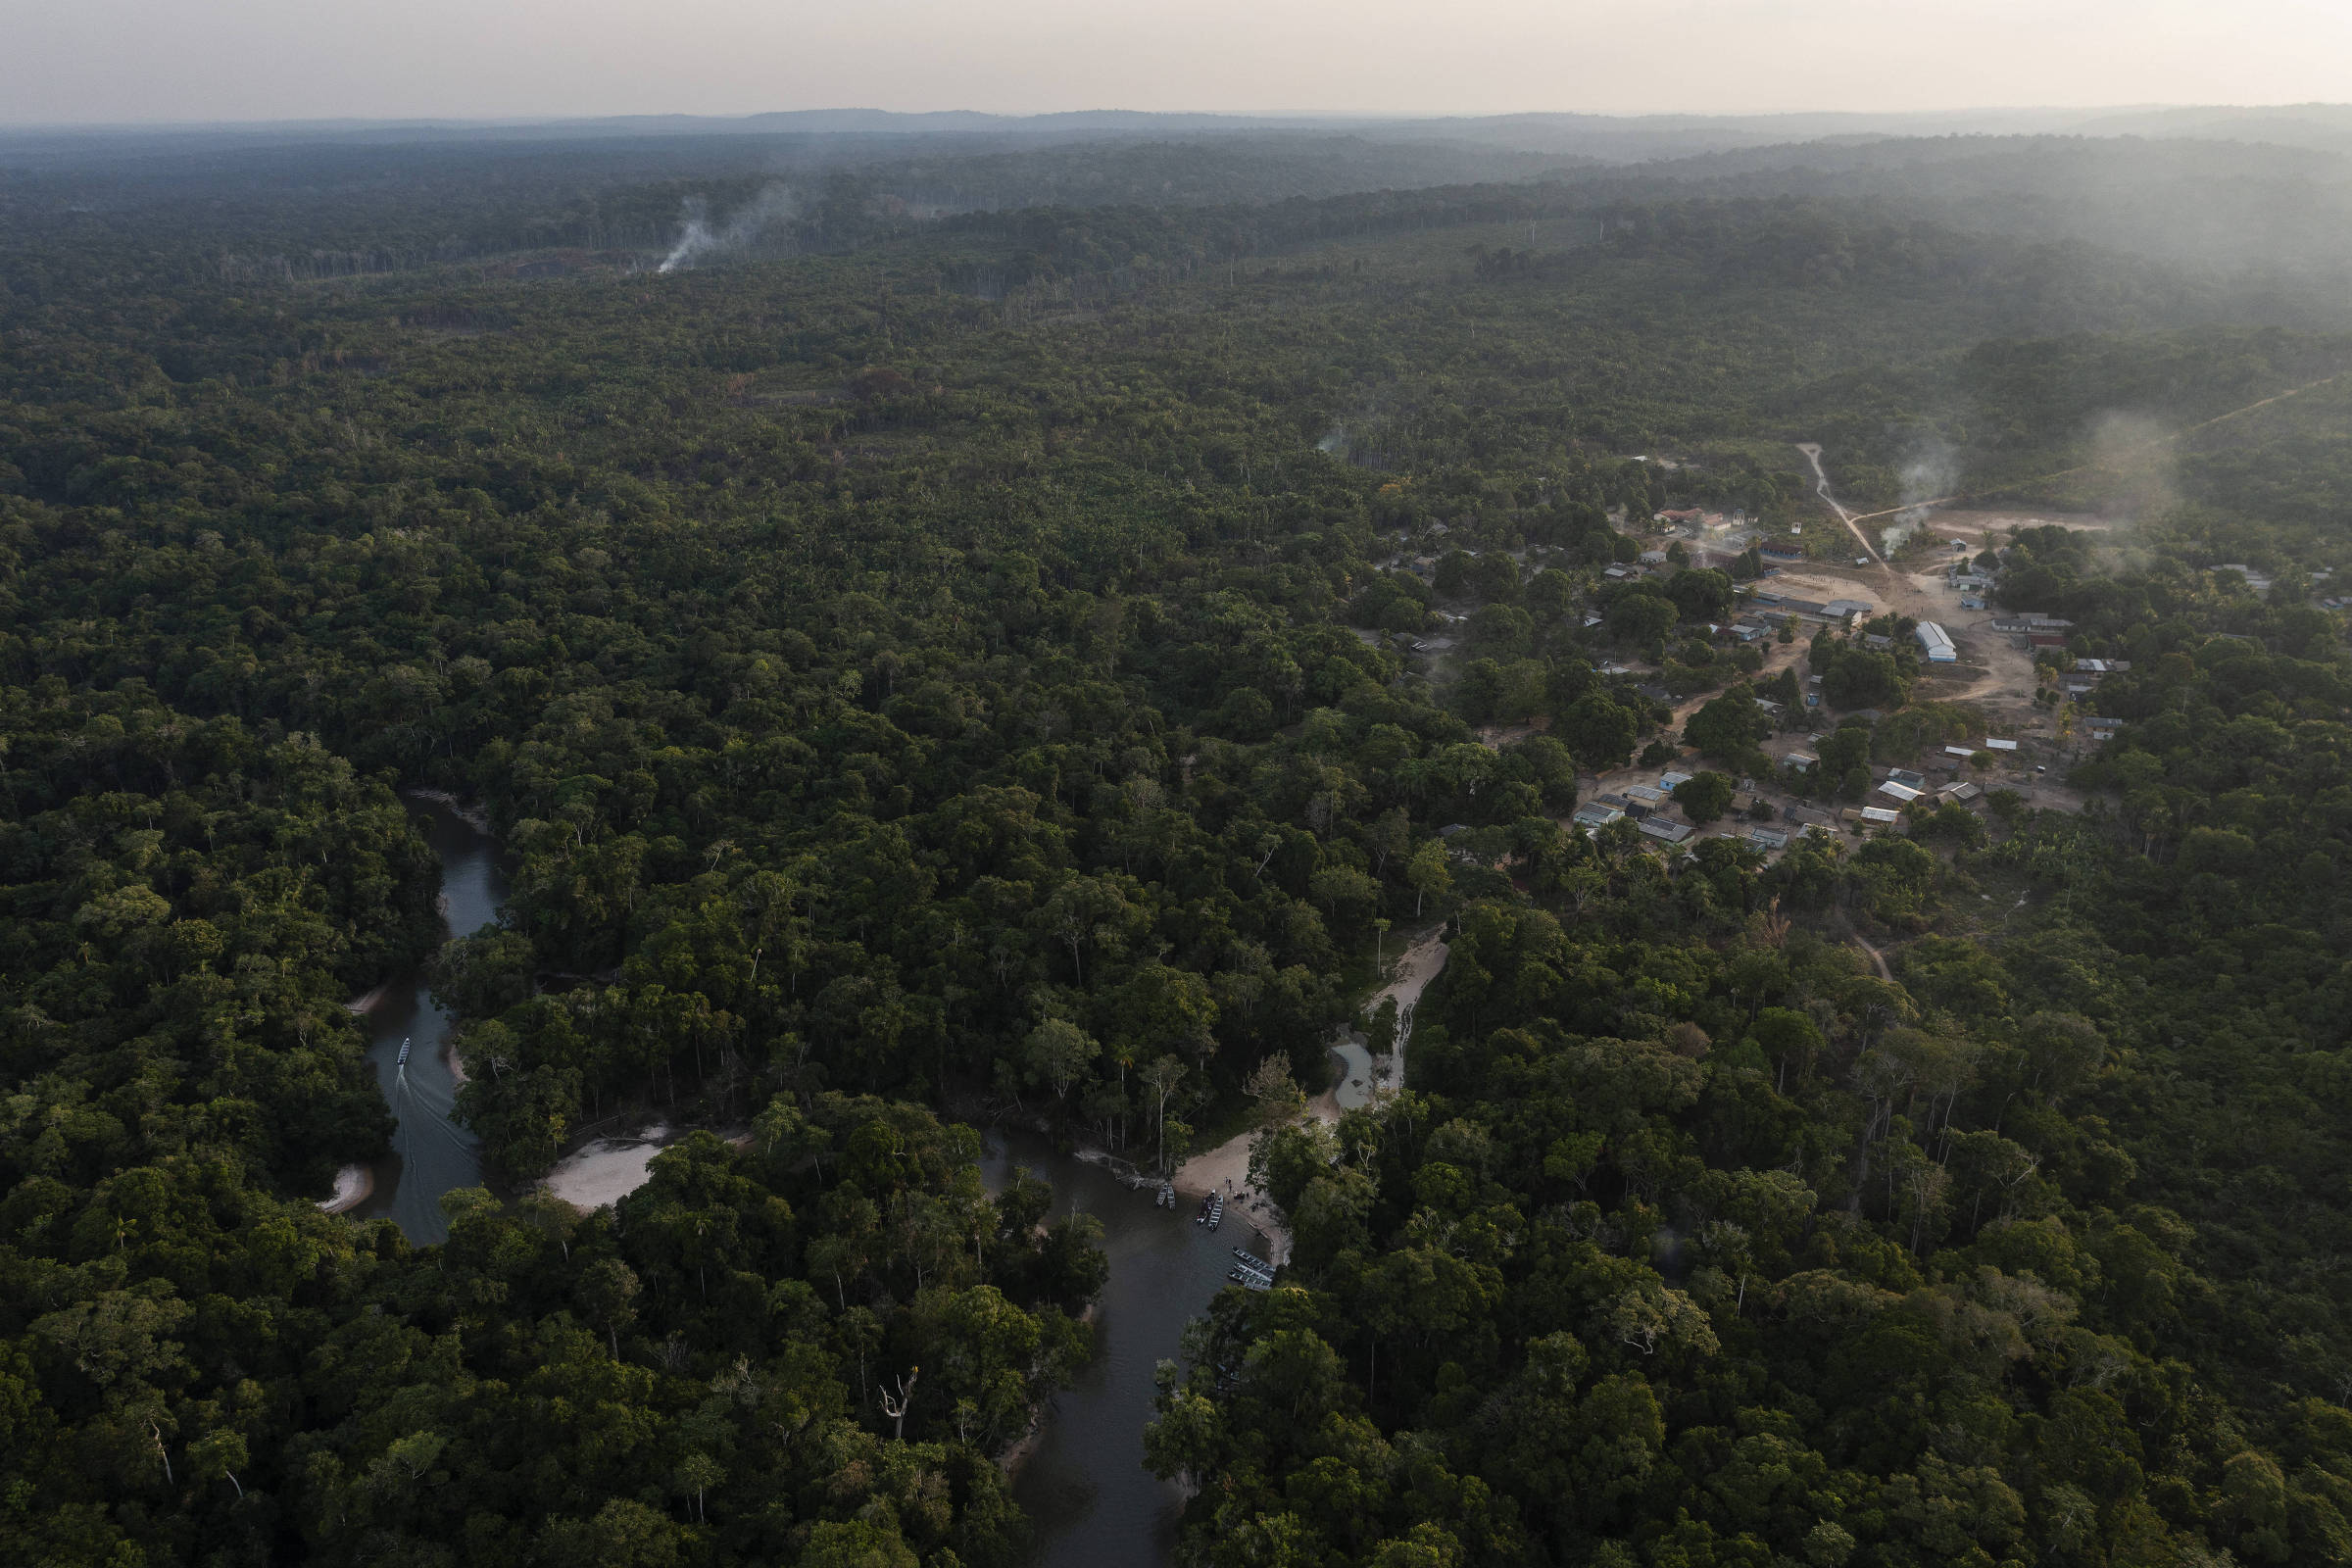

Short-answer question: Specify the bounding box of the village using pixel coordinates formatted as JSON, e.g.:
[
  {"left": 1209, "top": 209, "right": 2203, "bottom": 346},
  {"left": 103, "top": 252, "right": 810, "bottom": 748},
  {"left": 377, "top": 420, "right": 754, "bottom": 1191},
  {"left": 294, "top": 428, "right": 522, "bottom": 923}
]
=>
[{"left": 1374, "top": 488, "right": 2136, "bottom": 861}]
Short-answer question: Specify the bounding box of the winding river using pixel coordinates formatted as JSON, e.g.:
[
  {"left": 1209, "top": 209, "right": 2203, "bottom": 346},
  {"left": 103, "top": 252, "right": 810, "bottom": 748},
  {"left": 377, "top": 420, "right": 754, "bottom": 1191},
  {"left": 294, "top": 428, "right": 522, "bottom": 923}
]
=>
[
  {"left": 357, "top": 801, "right": 1242, "bottom": 1562},
  {"left": 352, "top": 798, "right": 502, "bottom": 1245}
]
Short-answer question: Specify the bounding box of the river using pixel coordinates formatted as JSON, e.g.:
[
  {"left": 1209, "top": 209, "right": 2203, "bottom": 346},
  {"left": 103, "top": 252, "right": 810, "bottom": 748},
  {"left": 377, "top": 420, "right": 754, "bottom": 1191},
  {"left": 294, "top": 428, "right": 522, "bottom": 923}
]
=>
[
  {"left": 353, "top": 797, "right": 503, "bottom": 1245},
  {"left": 355, "top": 804, "right": 1233, "bottom": 1562},
  {"left": 984, "top": 1130, "right": 1265, "bottom": 1568}
]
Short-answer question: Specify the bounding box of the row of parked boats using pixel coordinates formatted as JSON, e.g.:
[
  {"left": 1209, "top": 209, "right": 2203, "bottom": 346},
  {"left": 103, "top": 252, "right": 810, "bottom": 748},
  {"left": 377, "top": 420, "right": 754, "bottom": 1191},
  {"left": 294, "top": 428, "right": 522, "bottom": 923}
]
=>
[
  {"left": 1152, "top": 1183, "right": 1275, "bottom": 1287},
  {"left": 1152, "top": 1183, "right": 1232, "bottom": 1231}
]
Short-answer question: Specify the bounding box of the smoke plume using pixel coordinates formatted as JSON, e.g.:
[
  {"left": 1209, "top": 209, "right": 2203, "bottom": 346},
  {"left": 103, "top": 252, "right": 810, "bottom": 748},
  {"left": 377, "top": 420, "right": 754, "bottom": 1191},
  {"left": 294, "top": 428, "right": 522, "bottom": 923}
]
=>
[
  {"left": 659, "top": 184, "right": 800, "bottom": 274},
  {"left": 1880, "top": 437, "right": 1959, "bottom": 554},
  {"left": 2084, "top": 410, "right": 2180, "bottom": 518}
]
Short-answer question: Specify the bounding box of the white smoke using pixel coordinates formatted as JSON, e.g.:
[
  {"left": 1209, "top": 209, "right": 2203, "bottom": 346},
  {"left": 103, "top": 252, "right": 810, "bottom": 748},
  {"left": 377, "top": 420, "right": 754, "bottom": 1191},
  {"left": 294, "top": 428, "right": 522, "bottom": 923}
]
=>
[
  {"left": 659, "top": 184, "right": 800, "bottom": 274},
  {"left": 1881, "top": 437, "right": 1959, "bottom": 556},
  {"left": 2084, "top": 410, "right": 2180, "bottom": 518}
]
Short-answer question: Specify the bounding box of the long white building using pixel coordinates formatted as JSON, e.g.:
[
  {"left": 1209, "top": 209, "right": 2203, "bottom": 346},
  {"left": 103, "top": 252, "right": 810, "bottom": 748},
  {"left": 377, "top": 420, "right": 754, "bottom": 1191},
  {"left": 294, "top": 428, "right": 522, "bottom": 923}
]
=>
[{"left": 1915, "top": 621, "right": 1956, "bottom": 663}]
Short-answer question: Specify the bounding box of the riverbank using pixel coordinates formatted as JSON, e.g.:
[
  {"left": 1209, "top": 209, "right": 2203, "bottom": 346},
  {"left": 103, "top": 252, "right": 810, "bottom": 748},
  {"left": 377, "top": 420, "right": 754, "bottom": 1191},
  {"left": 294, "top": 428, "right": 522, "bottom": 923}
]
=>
[
  {"left": 997, "top": 1298, "right": 1100, "bottom": 1482},
  {"left": 318, "top": 1162, "right": 373, "bottom": 1213},
  {"left": 542, "top": 1123, "right": 672, "bottom": 1209},
  {"left": 348, "top": 795, "right": 503, "bottom": 1245},
  {"left": 1173, "top": 925, "right": 1449, "bottom": 1266},
  {"left": 404, "top": 786, "right": 492, "bottom": 835},
  {"left": 982, "top": 1127, "right": 1232, "bottom": 1568}
]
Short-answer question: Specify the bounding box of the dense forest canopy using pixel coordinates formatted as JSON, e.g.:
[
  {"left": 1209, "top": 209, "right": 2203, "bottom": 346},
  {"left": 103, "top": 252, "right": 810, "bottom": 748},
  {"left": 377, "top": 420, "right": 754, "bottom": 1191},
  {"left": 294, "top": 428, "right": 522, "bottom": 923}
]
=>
[{"left": 3, "top": 122, "right": 2352, "bottom": 1566}]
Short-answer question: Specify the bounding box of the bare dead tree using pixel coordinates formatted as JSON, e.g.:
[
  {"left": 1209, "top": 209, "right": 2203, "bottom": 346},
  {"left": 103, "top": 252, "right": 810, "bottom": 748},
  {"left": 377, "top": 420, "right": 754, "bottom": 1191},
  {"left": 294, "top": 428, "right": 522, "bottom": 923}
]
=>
[{"left": 878, "top": 1367, "right": 920, "bottom": 1442}]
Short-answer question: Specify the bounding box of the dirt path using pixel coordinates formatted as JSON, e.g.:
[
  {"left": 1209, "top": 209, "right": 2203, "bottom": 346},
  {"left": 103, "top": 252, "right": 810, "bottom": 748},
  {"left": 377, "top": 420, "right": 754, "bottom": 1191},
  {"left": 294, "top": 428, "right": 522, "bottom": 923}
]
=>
[
  {"left": 1793, "top": 452, "right": 2112, "bottom": 722},
  {"left": 1174, "top": 929, "right": 1451, "bottom": 1264},
  {"left": 1848, "top": 926, "right": 1893, "bottom": 983},
  {"left": 1797, "top": 443, "right": 1886, "bottom": 570},
  {"left": 1581, "top": 635, "right": 1809, "bottom": 798},
  {"left": 1368, "top": 929, "right": 1450, "bottom": 1090}
]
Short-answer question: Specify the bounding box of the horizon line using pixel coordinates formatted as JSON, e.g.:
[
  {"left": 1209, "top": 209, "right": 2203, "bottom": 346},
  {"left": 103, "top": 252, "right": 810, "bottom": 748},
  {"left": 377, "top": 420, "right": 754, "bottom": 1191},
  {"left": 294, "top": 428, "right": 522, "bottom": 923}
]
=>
[{"left": 7, "top": 100, "right": 2351, "bottom": 137}]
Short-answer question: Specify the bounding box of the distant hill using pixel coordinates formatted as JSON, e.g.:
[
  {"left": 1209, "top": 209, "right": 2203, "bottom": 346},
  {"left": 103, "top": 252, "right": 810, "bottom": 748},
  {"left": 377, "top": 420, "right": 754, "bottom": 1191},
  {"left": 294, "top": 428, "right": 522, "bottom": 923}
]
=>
[
  {"left": 11, "top": 103, "right": 2352, "bottom": 167},
  {"left": 1603, "top": 134, "right": 2352, "bottom": 288}
]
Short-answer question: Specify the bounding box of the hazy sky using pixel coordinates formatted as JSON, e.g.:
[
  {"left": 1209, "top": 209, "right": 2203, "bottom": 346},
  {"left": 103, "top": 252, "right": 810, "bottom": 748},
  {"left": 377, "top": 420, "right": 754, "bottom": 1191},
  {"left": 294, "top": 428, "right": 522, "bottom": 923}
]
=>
[{"left": 5, "top": 0, "right": 2348, "bottom": 126}]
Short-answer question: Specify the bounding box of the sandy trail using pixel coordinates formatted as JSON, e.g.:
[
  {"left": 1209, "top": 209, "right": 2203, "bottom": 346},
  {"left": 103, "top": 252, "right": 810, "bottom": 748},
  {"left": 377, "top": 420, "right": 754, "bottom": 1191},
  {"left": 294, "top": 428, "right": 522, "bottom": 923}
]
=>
[
  {"left": 1848, "top": 925, "right": 1893, "bottom": 983},
  {"left": 1175, "top": 929, "right": 1450, "bottom": 1264},
  {"left": 1797, "top": 443, "right": 1886, "bottom": 570},
  {"left": 1369, "top": 930, "right": 1450, "bottom": 1089},
  {"left": 1579, "top": 635, "right": 1807, "bottom": 800}
]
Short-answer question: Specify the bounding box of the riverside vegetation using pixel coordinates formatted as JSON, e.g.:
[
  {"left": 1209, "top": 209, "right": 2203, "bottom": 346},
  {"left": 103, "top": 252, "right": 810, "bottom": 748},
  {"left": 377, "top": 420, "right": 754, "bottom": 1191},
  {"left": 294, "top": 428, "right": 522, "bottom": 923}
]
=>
[{"left": 3, "top": 126, "right": 2352, "bottom": 1566}]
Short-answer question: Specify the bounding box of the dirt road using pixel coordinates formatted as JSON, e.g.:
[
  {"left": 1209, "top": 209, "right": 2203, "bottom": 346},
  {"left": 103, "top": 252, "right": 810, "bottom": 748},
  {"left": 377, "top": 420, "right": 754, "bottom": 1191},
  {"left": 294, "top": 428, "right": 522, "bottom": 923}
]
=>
[
  {"left": 1797, "top": 443, "right": 1885, "bottom": 568},
  {"left": 1174, "top": 929, "right": 1450, "bottom": 1263}
]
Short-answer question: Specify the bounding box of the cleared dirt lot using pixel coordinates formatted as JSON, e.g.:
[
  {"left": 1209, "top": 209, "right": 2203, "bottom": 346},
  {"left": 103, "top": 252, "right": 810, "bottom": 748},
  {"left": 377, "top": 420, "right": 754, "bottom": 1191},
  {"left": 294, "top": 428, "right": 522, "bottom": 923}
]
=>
[{"left": 1757, "top": 554, "right": 2045, "bottom": 724}]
